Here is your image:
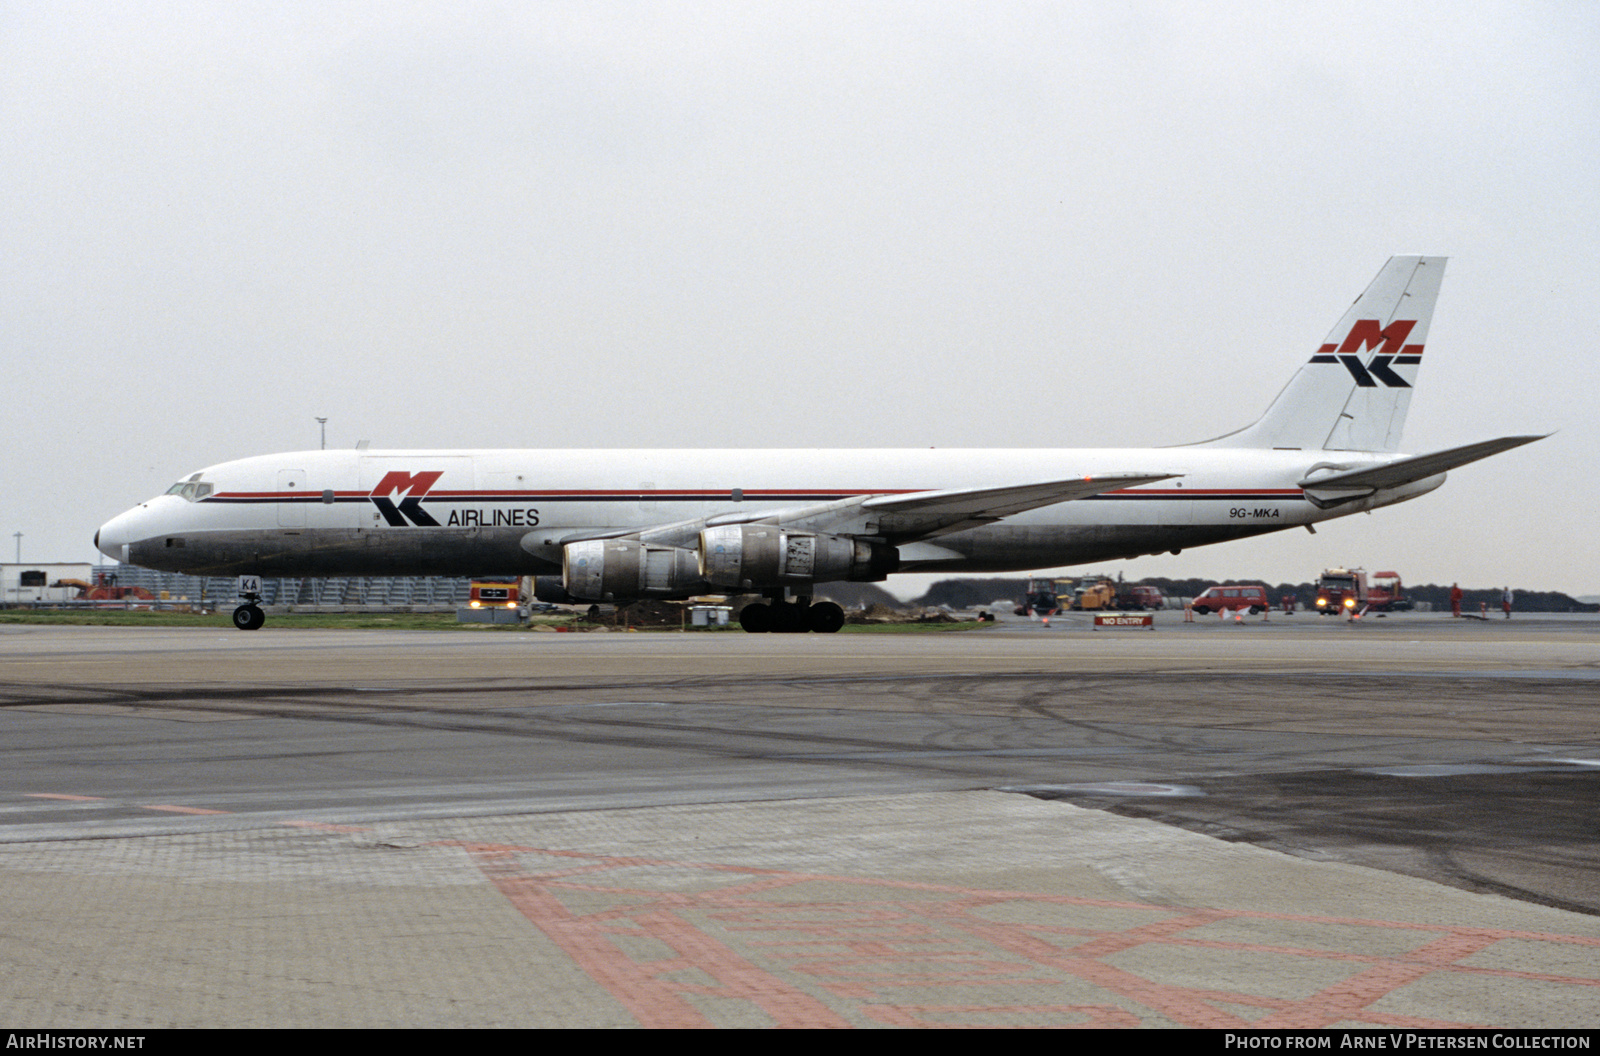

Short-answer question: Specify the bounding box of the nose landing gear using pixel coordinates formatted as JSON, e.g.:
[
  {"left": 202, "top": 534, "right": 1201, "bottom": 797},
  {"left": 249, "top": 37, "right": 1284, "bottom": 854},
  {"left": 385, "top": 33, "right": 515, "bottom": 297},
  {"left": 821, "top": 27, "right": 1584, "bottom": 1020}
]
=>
[
  {"left": 232, "top": 575, "right": 266, "bottom": 630},
  {"left": 232, "top": 603, "right": 266, "bottom": 631}
]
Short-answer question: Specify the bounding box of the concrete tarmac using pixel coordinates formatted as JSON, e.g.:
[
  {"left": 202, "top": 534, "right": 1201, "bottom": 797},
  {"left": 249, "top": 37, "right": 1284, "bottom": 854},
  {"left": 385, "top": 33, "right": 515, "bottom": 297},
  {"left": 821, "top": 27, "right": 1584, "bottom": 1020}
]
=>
[{"left": 1, "top": 615, "right": 1597, "bottom": 1028}]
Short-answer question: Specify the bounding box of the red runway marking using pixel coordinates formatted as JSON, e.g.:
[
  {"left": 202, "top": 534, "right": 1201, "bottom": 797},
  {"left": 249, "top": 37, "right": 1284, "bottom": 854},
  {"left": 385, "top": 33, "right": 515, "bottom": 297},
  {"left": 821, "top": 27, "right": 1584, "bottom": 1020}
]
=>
[
  {"left": 1253, "top": 932, "right": 1503, "bottom": 1029},
  {"left": 443, "top": 841, "right": 1600, "bottom": 1029},
  {"left": 24, "top": 794, "right": 372, "bottom": 832},
  {"left": 278, "top": 820, "right": 370, "bottom": 832},
  {"left": 861, "top": 1003, "right": 1142, "bottom": 1028},
  {"left": 464, "top": 845, "right": 849, "bottom": 1028}
]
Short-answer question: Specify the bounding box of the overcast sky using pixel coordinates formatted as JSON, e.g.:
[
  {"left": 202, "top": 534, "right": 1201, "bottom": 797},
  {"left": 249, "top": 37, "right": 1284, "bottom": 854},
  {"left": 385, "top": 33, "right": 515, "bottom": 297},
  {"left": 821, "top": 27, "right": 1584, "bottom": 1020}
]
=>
[{"left": 5, "top": 2, "right": 1596, "bottom": 595}]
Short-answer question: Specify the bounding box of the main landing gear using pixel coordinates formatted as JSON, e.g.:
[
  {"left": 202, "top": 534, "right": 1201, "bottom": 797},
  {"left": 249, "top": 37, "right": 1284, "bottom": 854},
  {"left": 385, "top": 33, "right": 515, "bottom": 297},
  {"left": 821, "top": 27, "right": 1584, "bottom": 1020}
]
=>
[{"left": 737, "top": 593, "right": 845, "bottom": 634}]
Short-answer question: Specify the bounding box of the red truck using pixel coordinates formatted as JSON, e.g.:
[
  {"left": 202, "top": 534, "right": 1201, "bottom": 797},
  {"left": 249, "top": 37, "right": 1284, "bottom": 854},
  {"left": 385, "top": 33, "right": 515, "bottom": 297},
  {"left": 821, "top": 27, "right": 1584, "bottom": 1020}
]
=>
[
  {"left": 1314, "top": 568, "right": 1411, "bottom": 614},
  {"left": 469, "top": 578, "right": 521, "bottom": 610}
]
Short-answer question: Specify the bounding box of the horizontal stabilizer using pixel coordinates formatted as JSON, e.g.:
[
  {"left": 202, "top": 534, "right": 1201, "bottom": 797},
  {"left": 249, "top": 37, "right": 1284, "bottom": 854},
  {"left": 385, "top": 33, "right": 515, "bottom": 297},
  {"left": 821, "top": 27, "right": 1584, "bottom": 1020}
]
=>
[{"left": 1298, "top": 435, "right": 1547, "bottom": 494}]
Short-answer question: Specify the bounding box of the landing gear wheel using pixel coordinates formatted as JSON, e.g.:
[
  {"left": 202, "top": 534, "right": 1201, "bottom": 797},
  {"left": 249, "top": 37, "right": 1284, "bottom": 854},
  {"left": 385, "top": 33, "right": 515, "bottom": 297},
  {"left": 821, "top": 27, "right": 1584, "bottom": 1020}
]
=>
[
  {"left": 807, "top": 601, "right": 846, "bottom": 634},
  {"left": 739, "top": 603, "right": 772, "bottom": 633},
  {"left": 770, "top": 602, "right": 807, "bottom": 634},
  {"left": 232, "top": 604, "right": 265, "bottom": 631}
]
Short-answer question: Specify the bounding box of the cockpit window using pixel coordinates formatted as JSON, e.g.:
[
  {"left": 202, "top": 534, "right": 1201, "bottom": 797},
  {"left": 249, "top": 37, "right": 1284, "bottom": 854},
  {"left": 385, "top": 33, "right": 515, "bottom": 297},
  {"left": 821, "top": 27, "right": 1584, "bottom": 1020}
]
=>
[{"left": 164, "top": 480, "right": 214, "bottom": 502}]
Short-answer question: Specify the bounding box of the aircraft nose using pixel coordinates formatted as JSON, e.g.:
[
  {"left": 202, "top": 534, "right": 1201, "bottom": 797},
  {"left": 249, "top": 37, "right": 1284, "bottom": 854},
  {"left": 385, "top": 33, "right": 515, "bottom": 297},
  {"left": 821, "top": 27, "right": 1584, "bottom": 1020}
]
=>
[
  {"left": 96, "top": 519, "right": 123, "bottom": 562},
  {"left": 96, "top": 507, "right": 143, "bottom": 562}
]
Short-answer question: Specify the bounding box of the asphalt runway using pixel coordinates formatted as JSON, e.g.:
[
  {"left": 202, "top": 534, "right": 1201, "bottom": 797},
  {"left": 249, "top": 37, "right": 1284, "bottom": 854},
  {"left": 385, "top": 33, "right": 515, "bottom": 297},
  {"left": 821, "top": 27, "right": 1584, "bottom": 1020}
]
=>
[{"left": 1, "top": 614, "right": 1597, "bottom": 1028}]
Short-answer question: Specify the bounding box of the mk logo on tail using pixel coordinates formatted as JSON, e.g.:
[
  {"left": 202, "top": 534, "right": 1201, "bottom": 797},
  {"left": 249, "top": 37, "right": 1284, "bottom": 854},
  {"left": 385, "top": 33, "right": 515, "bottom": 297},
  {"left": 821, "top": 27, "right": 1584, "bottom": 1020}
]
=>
[
  {"left": 1310, "top": 319, "right": 1424, "bottom": 388},
  {"left": 371, "top": 471, "right": 442, "bottom": 526}
]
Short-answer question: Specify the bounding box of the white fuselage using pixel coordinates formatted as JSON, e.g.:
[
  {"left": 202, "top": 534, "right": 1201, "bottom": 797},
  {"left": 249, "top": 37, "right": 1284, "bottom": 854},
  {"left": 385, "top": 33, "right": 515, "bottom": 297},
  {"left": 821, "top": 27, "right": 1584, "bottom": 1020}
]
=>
[
  {"left": 95, "top": 446, "right": 1444, "bottom": 580},
  {"left": 91, "top": 256, "right": 1541, "bottom": 631}
]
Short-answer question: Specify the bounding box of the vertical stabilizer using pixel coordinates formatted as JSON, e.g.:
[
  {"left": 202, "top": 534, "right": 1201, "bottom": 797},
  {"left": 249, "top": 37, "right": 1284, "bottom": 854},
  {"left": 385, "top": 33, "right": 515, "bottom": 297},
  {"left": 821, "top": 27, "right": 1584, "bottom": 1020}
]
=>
[{"left": 1205, "top": 256, "right": 1446, "bottom": 452}]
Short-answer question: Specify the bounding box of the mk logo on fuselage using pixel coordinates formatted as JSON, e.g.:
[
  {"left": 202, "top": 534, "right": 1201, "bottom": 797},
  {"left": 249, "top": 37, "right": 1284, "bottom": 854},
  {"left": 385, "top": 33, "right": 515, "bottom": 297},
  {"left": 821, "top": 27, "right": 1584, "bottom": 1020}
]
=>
[
  {"left": 1310, "top": 319, "right": 1424, "bottom": 388},
  {"left": 370, "top": 471, "right": 443, "bottom": 526}
]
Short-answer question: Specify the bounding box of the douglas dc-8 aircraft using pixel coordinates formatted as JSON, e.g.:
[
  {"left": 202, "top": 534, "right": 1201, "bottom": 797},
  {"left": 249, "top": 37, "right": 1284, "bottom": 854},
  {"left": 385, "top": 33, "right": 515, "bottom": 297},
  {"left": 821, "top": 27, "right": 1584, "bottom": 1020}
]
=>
[{"left": 97, "top": 256, "right": 1542, "bottom": 632}]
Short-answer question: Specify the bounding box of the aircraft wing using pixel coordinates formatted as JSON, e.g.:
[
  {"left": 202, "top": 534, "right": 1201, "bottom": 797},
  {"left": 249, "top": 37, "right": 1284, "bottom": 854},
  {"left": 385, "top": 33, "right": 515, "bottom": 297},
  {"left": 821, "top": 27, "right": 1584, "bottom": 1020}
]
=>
[
  {"left": 1298, "top": 435, "right": 1547, "bottom": 496},
  {"left": 853, "top": 473, "right": 1178, "bottom": 539},
  {"left": 569, "top": 472, "right": 1179, "bottom": 550}
]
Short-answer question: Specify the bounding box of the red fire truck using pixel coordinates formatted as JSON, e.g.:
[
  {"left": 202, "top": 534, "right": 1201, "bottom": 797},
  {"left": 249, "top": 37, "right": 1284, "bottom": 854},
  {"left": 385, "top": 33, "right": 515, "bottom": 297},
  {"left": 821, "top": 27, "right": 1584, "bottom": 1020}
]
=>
[
  {"left": 469, "top": 578, "right": 521, "bottom": 611},
  {"left": 1314, "top": 569, "right": 1411, "bottom": 614}
]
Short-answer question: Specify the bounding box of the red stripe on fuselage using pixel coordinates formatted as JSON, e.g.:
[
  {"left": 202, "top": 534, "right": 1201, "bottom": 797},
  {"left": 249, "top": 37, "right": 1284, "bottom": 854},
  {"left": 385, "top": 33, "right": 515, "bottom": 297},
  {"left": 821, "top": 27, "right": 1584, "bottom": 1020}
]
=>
[{"left": 206, "top": 486, "right": 1306, "bottom": 503}]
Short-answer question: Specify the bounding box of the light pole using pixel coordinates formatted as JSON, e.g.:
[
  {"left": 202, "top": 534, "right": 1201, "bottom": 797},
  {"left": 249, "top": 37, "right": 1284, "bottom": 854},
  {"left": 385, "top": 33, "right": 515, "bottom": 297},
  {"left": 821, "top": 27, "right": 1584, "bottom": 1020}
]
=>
[
  {"left": 315, "top": 417, "right": 328, "bottom": 450},
  {"left": 12, "top": 531, "right": 20, "bottom": 564}
]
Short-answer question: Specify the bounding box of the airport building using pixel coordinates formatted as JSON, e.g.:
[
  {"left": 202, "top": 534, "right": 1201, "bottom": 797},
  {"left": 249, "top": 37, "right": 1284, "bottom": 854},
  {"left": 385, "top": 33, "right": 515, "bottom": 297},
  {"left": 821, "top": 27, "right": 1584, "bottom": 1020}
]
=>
[
  {"left": 1, "top": 563, "right": 472, "bottom": 611},
  {"left": 1, "top": 563, "right": 94, "bottom": 605}
]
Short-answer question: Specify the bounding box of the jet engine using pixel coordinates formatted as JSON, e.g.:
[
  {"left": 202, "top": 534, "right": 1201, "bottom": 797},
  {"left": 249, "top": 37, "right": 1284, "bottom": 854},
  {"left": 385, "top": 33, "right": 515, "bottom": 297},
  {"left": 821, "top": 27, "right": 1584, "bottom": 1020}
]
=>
[
  {"left": 562, "top": 540, "right": 705, "bottom": 602},
  {"left": 698, "top": 525, "right": 897, "bottom": 590}
]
